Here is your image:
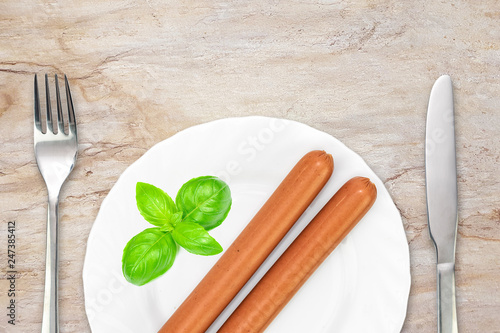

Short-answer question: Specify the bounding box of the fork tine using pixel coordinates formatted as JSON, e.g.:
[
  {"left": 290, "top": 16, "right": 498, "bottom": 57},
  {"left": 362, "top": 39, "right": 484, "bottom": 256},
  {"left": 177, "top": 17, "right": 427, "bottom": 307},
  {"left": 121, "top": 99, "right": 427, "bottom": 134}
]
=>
[
  {"left": 64, "top": 75, "right": 77, "bottom": 135},
  {"left": 55, "top": 74, "right": 65, "bottom": 134},
  {"left": 34, "top": 74, "right": 42, "bottom": 132},
  {"left": 45, "top": 74, "right": 54, "bottom": 134}
]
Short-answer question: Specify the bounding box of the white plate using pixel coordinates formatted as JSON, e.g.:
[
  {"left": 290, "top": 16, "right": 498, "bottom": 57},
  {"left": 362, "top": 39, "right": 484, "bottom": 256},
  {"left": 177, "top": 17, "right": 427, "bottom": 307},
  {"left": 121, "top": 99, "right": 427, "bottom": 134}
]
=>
[{"left": 83, "top": 116, "right": 410, "bottom": 333}]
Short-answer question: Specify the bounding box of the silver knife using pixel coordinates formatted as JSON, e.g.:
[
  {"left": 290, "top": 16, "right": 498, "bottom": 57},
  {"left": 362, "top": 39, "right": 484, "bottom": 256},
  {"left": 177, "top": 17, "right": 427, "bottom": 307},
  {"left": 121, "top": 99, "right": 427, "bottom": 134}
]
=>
[{"left": 425, "top": 75, "right": 458, "bottom": 333}]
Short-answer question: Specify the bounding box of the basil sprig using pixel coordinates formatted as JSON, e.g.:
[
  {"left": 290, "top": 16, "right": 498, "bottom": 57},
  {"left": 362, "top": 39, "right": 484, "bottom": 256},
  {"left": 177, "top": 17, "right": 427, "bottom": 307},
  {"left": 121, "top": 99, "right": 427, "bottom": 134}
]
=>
[{"left": 122, "top": 176, "right": 232, "bottom": 286}]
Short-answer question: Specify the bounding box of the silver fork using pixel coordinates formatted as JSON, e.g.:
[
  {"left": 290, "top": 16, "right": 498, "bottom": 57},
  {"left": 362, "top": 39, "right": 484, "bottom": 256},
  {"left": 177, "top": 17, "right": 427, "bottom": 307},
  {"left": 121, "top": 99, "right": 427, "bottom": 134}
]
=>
[{"left": 34, "top": 74, "right": 78, "bottom": 333}]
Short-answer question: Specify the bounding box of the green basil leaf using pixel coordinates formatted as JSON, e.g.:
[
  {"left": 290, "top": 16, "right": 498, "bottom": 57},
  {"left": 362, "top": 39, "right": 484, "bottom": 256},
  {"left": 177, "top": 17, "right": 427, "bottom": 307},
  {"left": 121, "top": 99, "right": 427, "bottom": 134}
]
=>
[
  {"left": 122, "top": 228, "right": 177, "bottom": 286},
  {"left": 171, "top": 222, "right": 223, "bottom": 256},
  {"left": 159, "top": 212, "right": 183, "bottom": 233},
  {"left": 136, "top": 182, "right": 178, "bottom": 226},
  {"left": 176, "top": 176, "right": 232, "bottom": 230}
]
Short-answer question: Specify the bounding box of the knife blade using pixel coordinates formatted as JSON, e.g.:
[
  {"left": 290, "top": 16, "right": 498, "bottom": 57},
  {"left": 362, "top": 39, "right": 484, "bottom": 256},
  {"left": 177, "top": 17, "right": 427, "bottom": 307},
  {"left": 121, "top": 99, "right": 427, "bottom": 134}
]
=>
[{"left": 425, "top": 75, "right": 458, "bottom": 333}]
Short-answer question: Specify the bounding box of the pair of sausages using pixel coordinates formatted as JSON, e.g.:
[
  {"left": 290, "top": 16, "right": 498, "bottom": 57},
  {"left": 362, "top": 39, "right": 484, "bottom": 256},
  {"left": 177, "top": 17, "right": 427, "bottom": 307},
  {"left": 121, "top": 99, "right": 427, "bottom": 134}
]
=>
[
  {"left": 158, "top": 150, "right": 377, "bottom": 333},
  {"left": 219, "top": 176, "right": 377, "bottom": 332}
]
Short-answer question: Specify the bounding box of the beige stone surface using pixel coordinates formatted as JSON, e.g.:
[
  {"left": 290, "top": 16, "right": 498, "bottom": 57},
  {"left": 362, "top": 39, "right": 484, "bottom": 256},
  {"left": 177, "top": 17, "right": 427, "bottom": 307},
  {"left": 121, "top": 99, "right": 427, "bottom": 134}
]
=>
[{"left": 0, "top": 0, "right": 499, "bottom": 332}]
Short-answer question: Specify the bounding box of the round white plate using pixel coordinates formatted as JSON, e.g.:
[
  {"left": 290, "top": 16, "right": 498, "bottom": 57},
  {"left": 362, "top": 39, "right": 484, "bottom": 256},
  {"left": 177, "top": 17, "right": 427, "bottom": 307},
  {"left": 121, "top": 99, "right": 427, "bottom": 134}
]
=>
[{"left": 83, "top": 116, "right": 410, "bottom": 333}]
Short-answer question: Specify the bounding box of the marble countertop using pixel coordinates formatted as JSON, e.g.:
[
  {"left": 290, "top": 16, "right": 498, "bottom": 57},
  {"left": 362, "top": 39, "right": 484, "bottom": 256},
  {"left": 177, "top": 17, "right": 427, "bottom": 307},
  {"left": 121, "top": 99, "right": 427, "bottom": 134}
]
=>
[{"left": 1, "top": 0, "right": 499, "bottom": 332}]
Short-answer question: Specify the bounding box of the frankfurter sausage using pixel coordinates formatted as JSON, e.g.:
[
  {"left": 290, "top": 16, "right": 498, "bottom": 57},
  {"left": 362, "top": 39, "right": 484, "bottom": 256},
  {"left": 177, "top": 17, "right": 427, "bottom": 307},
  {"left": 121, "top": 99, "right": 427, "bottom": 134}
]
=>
[
  {"left": 158, "top": 150, "right": 334, "bottom": 333},
  {"left": 218, "top": 176, "right": 377, "bottom": 333}
]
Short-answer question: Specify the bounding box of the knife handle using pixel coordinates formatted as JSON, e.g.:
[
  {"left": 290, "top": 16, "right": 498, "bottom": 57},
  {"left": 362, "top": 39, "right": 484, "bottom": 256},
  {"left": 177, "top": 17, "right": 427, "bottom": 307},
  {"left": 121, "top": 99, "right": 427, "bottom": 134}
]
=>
[{"left": 437, "top": 262, "right": 458, "bottom": 333}]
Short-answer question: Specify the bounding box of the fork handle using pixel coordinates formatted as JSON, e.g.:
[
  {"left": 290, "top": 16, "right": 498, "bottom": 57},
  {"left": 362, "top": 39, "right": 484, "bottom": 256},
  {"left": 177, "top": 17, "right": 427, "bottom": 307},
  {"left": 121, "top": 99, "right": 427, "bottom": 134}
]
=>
[{"left": 41, "top": 193, "right": 59, "bottom": 333}]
